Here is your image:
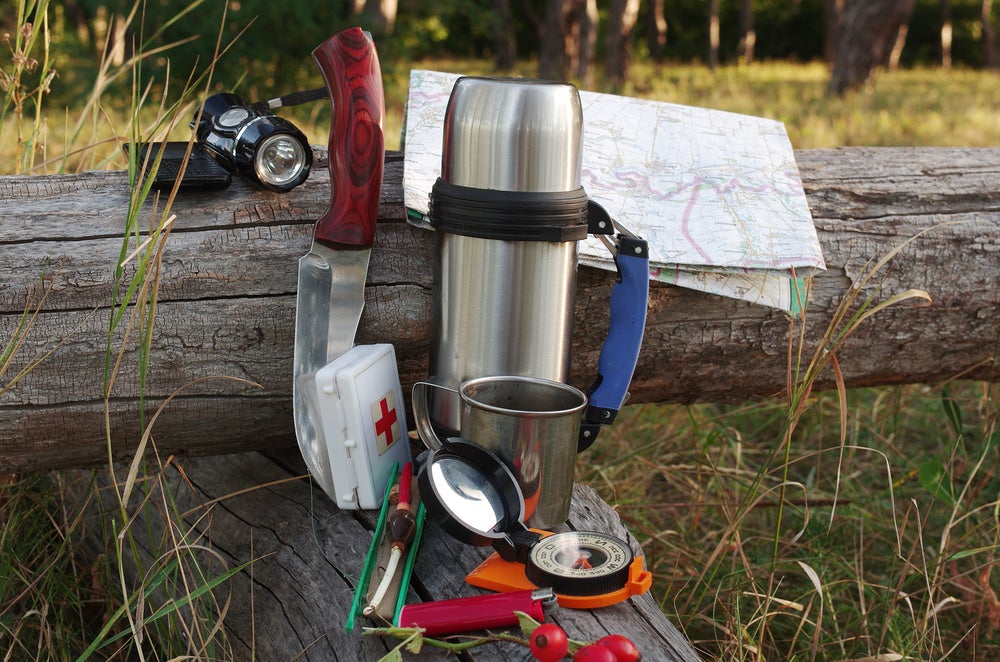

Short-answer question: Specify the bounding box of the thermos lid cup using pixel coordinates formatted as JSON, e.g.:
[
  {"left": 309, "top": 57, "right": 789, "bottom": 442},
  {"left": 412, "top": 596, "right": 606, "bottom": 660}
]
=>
[{"left": 441, "top": 77, "right": 584, "bottom": 193}]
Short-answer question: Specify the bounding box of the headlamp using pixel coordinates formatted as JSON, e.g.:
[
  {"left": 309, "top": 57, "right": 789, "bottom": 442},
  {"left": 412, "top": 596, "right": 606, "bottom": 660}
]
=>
[{"left": 193, "top": 92, "right": 312, "bottom": 192}]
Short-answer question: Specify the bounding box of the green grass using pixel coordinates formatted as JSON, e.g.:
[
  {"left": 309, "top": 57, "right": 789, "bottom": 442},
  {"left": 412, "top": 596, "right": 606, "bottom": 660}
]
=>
[
  {"left": 0, "top": 472, "right": 95, "bottom": 659},
  {"left": 393, "top": 60, "right": 1000, "bottom": 151},
  {"left": 576, "top": 241, "right": 998, "bottom": 659},
  {"left": 4, "top": 3, "right": 259, "bottom": 658},
  {"left": 582, "top": 383, "right": 999, "bottom": 659},
  {"left": 2, "top": 5, "right": 1000, "bottom": 658},
  {"left": 623, "top": 61, "right": 1000, "bottom": 149},
  {"left": 18, "top": 59, "right": 1000, "bottom": 176}
]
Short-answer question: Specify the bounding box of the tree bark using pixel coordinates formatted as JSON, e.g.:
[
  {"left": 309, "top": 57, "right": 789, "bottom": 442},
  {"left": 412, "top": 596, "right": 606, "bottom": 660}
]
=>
[
  {"left": 1, "top": 148, "right": 999, "bottom": 472},
  {"left": 576, "top": 0, "right": 598, "bottom": 87},
  {"left": 358, "top": 0, "right": 397, "bottom": 36},
  {"left": 941, "top": 0, "right": 953, "bottom": 68},
  {"left": 492, "top": 0, "right": 518, "bottom": 70},
  {"left": 708, "top": 0, "right": 720, "bottom": 70},
  {"left": 538, "top": 0, "right": 595, "bottom": 84},
  {"left": 646, "top": 0, "right": 668, "bottom": 61},
  {"left": 983, "top": 0, "right": 997, "bottom": 69},
  {"left": 73, "top": 450, "right": 701, "bottom": 661},
  {"left": 738, "top": 0, "right": 755, "bottom": 65},
  {"left": 886, "top": 23, "right": 908, "bottom": 70},
  {"left": 539, "top": 0, "right": 574, "bottom": 80},
  {"left": 605, "top": 0, "right": 641, "bottom": 88},
  {"left": 828, "top": 0, "right": 915, "bottom": 95},
  {"left": 824, "top": 0, "right": 844, "bottom": 64}
]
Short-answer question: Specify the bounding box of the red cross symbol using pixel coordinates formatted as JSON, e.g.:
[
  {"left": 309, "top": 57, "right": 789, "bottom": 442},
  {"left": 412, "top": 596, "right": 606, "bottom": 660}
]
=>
[{"left": 373, "top": 393, "right": 398, "bottom": 448}]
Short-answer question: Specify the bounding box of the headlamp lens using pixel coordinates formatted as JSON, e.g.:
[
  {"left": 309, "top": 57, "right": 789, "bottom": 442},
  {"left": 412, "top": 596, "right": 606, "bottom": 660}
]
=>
[{"left": 255, "top": 134, "right": 308, "bottom": 187}]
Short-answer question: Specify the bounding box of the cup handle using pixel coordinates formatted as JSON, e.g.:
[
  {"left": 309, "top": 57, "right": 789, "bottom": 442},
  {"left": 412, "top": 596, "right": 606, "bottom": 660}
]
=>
[{"left": 411, "top": 380, "right": 458, "bottom": 450}]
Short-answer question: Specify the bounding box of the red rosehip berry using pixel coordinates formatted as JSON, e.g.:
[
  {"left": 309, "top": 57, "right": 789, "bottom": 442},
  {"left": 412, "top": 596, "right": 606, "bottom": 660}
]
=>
[
  {"left": 572, "top": 644, "right": 617, "bottom": 661},
  {"left": 529, "top": 623, "right": 569, "bottom": 662},
  {"left": 596, "top": 634, "right": 642, "bottom": 661}
]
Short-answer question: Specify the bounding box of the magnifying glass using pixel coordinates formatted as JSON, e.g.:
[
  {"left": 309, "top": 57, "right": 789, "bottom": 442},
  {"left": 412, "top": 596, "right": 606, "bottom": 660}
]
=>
[{"left": 418, "top": 440, "right": 652, "bottom": 608}]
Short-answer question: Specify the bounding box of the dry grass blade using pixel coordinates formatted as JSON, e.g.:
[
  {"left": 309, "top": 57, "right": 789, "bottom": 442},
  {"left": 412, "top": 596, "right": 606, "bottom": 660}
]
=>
[
  {"left": 4, "top": 4, "right": 999, "bottom": 656},
  {"left": 853, "top": 289, "right": 933, "bottom": 328},
  {"left": 0, "top": 266, "right": 69, "bottom": 395},
  {"left": 179, "top": 476, "right": 310, "bottom": 519},
  {"left": 827, "top": 353, "right": 849, "bottom": 528},
  {"left": 116, "top": 376, "right": 262, "bottom": 508}
]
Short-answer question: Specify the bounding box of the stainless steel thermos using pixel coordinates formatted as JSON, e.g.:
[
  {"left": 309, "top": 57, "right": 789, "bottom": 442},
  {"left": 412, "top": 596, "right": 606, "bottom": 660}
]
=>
[
  {"left": 427, "top": 77, "right": 590, "bottom": 432},
  {"left": 420, "top": 76, "right": 649, "bottom": 528}
]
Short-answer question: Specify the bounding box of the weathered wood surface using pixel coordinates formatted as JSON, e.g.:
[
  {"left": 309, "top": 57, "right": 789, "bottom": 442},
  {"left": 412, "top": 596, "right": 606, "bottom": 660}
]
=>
[
  {"left": 2, "top": 147, "right": 999, "bottom": 472},
  {"left": 83, "top": 449, "right": 702, "bottom": 661}
]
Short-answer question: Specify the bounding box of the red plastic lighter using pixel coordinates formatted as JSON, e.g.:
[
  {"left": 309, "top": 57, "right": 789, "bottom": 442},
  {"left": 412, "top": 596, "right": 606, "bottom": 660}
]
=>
[{"left": 396, "top": 588, "right": 556, "bottom": 636}]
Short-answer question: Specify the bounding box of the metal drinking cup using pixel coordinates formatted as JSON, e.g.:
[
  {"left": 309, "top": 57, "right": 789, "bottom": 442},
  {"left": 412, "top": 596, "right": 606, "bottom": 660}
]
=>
[{"left": 412, "top": 375, "right": 587, "bottom": 529}]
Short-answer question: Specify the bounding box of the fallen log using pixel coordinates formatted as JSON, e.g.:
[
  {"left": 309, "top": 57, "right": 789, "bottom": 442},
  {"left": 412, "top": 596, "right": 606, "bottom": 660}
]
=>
[
  {"left": 2, "top": 147, "right": 999, "bottom": 472},
  {"left": 78, "top": 449, "right": 702, "bottom": 661}
]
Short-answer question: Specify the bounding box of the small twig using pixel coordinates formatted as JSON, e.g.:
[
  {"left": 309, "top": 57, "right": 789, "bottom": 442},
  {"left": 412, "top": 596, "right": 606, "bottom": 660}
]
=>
[{"left": 363, "top": 625, "right": 530, "bottom": 654}]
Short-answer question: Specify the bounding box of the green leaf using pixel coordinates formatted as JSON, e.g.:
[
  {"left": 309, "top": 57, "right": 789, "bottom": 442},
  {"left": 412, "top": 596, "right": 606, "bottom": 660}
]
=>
[
  {"left": 404, "top": 632, "right": 424, "bottom": 654},
  {"left": 515, "top": 609, "right": 541, "bottom": 638},
  {"left": 949, "top": 546, "right": 1000, "bottom": 561},
  {"left": 378, "top": 650, "right": 404, "bottom": 662},
  {"left": 918, "top": 459, "right": 958, "bottom": 508},
  {"left": 940, "top": 386, "right": 964, "bottom": 436},
  {"left": 78, "top": 556, "right": 253, "bottom": 659}
]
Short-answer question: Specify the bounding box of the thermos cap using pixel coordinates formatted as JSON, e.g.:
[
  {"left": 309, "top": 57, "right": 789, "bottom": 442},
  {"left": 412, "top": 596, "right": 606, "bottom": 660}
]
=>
[{"left": 441, "top": 77, "right": 583, "bottom": 193}]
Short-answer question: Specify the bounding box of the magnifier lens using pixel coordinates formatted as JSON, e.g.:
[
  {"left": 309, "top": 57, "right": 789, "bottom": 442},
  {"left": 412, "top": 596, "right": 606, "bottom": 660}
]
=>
[
  {"left": 430, "top": 456, "right": 505, "bottom": 534},
  {"left": 255, "top": 134, "right": 307, "bottom": 187}
]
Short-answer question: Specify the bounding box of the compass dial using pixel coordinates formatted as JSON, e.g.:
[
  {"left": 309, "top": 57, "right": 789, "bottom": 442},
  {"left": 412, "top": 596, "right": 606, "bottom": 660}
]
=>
[{"left": 525, "top": 531, "right": 634, "bottom": 597}]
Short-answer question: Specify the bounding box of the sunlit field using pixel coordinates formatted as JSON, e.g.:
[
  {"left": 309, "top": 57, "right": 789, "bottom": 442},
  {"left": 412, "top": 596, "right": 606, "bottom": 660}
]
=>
[
  {"left": 3, "top": 35, "right": 999, "bottom": 660},
  {"left": 12, "top": 60, "right": 1000, "bottom": 175}
]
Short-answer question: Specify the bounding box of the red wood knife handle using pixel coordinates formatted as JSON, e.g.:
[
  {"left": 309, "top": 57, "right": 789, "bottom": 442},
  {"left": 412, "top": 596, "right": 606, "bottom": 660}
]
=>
[{"left": 311, "top": 27, "right": 385, "bottom": 249}]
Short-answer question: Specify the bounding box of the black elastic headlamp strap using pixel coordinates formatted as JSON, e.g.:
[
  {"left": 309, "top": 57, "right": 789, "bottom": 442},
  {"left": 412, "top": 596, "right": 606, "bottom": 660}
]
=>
[{"left": 254, "top": 87, "right": 327, "bottom": 111}]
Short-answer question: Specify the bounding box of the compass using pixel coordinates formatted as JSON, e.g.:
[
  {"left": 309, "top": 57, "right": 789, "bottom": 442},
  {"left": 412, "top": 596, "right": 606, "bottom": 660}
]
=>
[
  {"left": 418, "top": 440, "right": 651, "bottom": 608},
  {"left": 527, "top": 531, "right": 634, "bottom": 595}
]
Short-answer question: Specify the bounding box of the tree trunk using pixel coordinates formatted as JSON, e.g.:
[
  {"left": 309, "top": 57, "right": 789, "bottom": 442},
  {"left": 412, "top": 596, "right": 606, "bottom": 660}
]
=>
[
  {"left": 738, "top": 0, "right": 755, "bottom": 65},
  {"left": 562, "top": 0, "right": 585, "bottom": 83},
  {"left": 886, "top": 23, "right": 908, "bottom": 70},
  {"left": 539, "top": 0, "right": 569, "bottom": 80},
  {"left": 828, "top": 0, "right": 915, "bottom": 95},
  {"left": 605, "top": 0, "right": 641, "bottom": 88},
  {"left": 708, "top": 0, "right": 720, "bottom": 70},
  {"left": 492, "top": 0, "right": 517, "bottom": 70},
  {"left": 983, "top": 0, "right": 997, "bottom": 69},
  {"left": 72, "top": 450, "right": 702, "bottom": 661},
  {"left": 824, "top": 0, "right": 844, "bottom": 64},
  {"left": 646, "top": 0, "right": 668, "bottom": 60},
  {"left": 576, "top": 0, "right": 598, "bottom": 87},
  {"left": 358, "top": 0, "right": 397, "bottom": 36},
  {"left": 941, "top": 0, "right": 952, "bottom": 68},
  {"left": 1, "top": 148, "right": 999, "bottom": 473}
]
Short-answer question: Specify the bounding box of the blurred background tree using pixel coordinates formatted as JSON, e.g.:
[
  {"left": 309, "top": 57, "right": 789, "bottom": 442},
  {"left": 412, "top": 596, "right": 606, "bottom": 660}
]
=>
[
  {"left": 828, "top": 0, "right": 917, "bottom": 94},
  {"left": 4, "top": 0, "right": 1000, "bottom": 107}
]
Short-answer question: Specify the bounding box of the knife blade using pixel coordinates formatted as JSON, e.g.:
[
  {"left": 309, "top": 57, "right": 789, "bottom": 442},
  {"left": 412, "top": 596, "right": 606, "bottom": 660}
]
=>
[{"left": 293, "top": 27, "right": 385, "bottom": 498}]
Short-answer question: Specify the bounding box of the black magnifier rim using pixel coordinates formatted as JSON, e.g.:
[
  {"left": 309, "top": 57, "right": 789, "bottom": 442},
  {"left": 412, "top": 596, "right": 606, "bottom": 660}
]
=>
[{"left": 417, "top": 440, "right": 525, "bottom": 548}]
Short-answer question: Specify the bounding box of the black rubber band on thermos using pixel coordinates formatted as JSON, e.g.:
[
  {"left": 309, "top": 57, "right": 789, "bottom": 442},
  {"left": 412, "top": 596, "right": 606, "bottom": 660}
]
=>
[{"left": 429, "top": 178, "right": 590, "bottom": 242}]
